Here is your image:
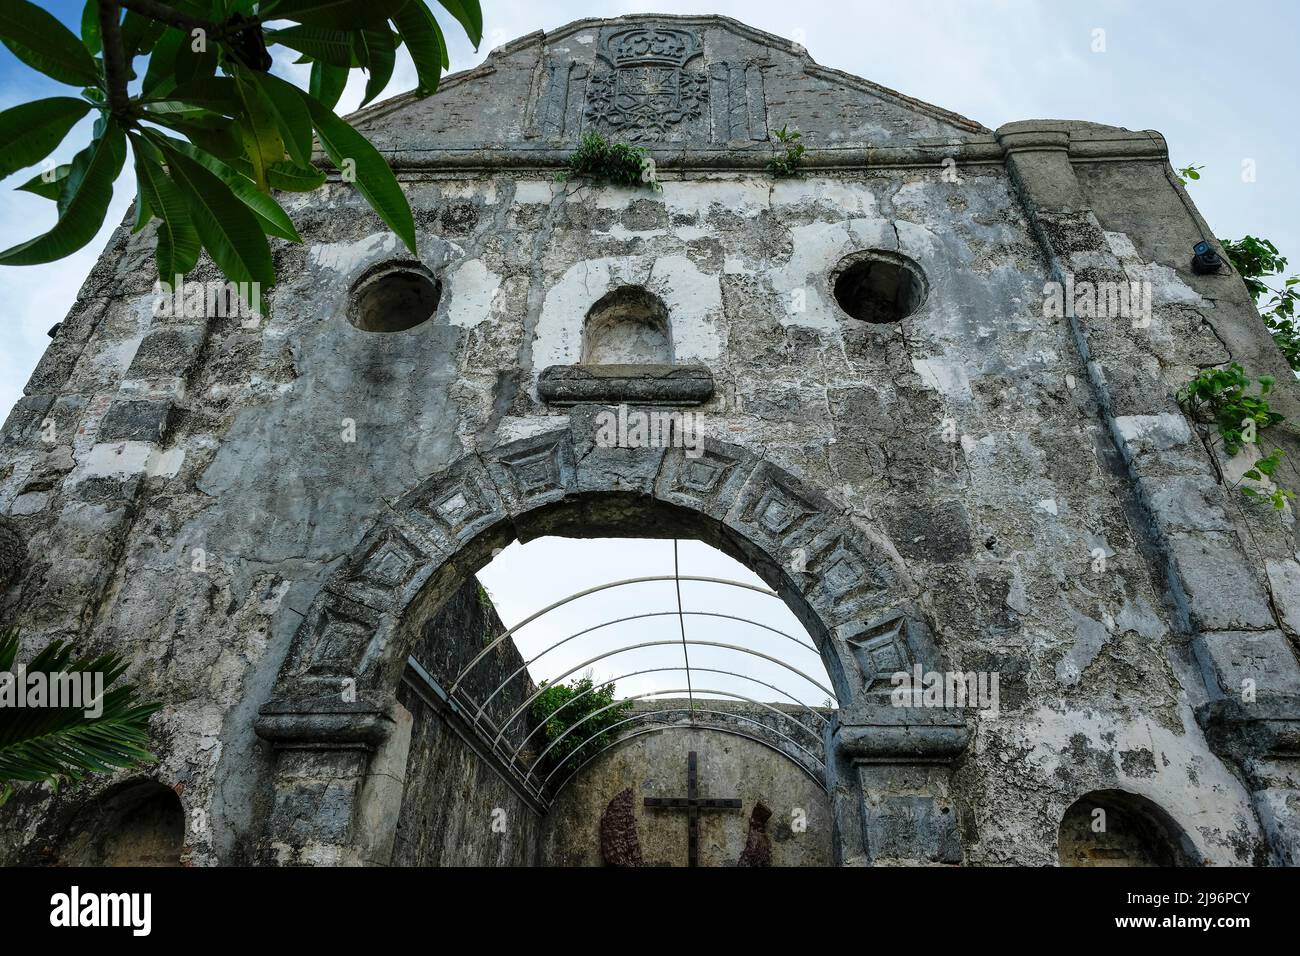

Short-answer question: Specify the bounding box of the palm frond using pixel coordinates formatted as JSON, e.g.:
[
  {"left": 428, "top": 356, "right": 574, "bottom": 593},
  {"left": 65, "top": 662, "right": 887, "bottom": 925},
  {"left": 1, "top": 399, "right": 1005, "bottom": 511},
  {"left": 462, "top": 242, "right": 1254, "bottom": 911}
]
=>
[{"left": 0, "top": 627, "right": 161, "bottom": 806}]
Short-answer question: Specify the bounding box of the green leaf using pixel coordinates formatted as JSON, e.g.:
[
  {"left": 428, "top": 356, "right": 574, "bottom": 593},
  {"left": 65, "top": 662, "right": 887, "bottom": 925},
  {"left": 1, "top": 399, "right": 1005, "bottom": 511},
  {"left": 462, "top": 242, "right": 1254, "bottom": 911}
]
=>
[
  {"left": 0, "top": 120, "right": 122, "bottom": 266},
  {"left": 391, "top": 0, "right": 447, "bottom": 94},
  {"left": 247, "top": 70, "right": 314, "bottom": 168},
  {"left": 147, "top": 114, "right": 243, "bottom": 159},
  {"left": 0, "top": 0, "right": 101, "bottom": 87},
  {"left": 151, "top": 134, "right": 275, "bottom": 289},
  {"left": 284, "top": 78, "right": 415, "bottom": 254},
  {"left": 267, "top": 25, "right": 355, "bottom": 68},
  {"left": 437, "top": 0, "right": 483, "bottom": 48},
  {"left": 120, "top": 10, "right": 164, "bottom": 60},
  {"left": 58, "top": 119, "right": 126, "bottom": 218},
  {"left": 0, "top": 97, "right": 92, "bottom": 180},
  {"left": 132, "top": 185, "right": 153, "bottom": 233},
  {"left": 131, "top": 142, "right": 201, "bottom": 279},
  {"left": 141, "top": 27, "right": 184, "bottom": 96},
  {"left": 356, "top": 27, "right": 397, "bottom": 107},
  {"left": 309, "top": 59, "right": 349, "bottom": 111},
  {"left": 79, "top": 0, "right": 100, "bottom": 56},
  {"left": 233, "top": 67, "right": 286, "bottom": 191},
  {"left": 145, "top": 76, "right": 240, "bottom": 119},
  {"left": 15, "top": 164, "right": 70, "bottom": 200},
  {"left": 165, "top": 138, "right": 302, "bottom": 242},
  {"left": 264, "top": 159, "right": 327, "bottom": 192}
]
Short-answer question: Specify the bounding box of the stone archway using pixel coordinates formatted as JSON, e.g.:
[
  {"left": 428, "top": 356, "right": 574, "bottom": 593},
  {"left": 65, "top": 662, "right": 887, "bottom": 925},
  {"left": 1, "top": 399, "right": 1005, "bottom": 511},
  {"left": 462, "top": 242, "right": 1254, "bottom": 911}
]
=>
[
  {"left": 1058, "top": 790, "right": 1203, "bottom": 866},
  {"left": 255, "top": 415, "right": 970, "bottom": 865}
]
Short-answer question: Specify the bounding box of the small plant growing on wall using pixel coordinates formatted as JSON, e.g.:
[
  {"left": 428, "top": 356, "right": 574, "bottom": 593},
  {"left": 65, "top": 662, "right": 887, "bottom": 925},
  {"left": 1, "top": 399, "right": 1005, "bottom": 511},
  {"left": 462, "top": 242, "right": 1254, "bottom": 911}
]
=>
[
  {"left": 767, "top": 125, "right": 806, "bottom": 178},
  {"left": 1179, "top": 363, "right": 1295, "bottom": 509},
  {"left": 530, "top": 674, "right": 633, "bottom": 780},
  {"left": 560, "top": 131, "right": 660, "bottom": 190}
]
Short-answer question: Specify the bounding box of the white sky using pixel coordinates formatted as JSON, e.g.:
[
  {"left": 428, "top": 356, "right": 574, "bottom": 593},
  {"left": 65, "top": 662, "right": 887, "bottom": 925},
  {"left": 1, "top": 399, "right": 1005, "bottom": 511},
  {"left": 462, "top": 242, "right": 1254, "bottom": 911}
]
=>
[{"left": 476, "top": 536, "right": 835, "bottom": 707}]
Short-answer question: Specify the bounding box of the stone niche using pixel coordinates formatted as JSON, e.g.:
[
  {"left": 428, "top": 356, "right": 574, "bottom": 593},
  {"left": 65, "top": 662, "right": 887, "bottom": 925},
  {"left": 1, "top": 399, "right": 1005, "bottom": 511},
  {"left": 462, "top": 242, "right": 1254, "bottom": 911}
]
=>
[{"left": 539, "top": 285, "right": 714, "bottom": 406}]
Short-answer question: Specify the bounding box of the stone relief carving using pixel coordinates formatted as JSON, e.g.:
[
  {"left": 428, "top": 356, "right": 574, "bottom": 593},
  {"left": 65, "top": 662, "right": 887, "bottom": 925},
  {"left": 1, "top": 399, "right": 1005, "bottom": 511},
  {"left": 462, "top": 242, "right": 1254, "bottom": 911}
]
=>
[{"left": 584, "top": 27, "right": 710, "bottom": 141}]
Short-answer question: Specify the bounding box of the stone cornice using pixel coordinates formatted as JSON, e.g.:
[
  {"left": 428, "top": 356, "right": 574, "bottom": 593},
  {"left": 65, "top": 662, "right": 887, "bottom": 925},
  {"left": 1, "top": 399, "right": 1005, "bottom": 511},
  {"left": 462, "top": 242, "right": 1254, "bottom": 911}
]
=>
[{"left": 334, "top": 125, "right": 1167, "bottom": 177}]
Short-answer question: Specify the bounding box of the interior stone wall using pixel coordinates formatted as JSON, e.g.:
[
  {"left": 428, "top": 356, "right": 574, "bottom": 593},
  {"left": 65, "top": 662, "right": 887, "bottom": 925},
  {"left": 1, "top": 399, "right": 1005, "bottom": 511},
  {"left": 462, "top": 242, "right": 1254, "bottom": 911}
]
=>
[
  {"left": 391, "top": 576, "right": 542, "bottom": 866},
  {"left": 540, "top": 701, "right": 833, "bottom": 867}
]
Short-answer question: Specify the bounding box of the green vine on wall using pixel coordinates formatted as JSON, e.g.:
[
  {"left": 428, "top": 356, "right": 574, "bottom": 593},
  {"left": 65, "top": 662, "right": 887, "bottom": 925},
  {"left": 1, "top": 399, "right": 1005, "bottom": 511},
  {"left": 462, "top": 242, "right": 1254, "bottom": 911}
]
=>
[
  {"left": 1219, "top": 237, "right": 1300, "bottom": 372},
  {"left": 1178, "top": 363, "right": 1295, "bottom": 509}
]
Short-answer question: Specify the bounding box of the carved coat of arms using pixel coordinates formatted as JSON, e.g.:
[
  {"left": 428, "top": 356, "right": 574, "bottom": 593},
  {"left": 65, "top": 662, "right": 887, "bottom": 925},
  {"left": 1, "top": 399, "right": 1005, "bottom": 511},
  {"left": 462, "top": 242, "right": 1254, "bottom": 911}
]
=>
[{"left": 584, "top": 27, "right": 709, "bottom": 141}]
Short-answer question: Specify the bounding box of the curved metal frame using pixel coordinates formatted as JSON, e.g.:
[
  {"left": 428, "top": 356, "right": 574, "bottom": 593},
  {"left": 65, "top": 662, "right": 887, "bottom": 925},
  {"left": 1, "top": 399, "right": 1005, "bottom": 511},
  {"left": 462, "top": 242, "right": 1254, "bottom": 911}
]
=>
[
  {"left": 432, "top": 571, "right": 842, "bottom": 813},
  {"left": 535, "top": 705, "right": 824, "bottom": 791},
  {"left": 467, "top": 609, "right": 820, "bottom": 724},
  {"left": 527, "top": 687, "right": 825, "bottom": 786},
  {"left": 449, "top": 575, "right": 782, "bottom": 694},
  {"left": 544, "top": 716, "right": 830, "bottom": 799},
  {"left": 482, "top": 638, "right": 835, "bottom": 749},
  {"left": 508, "top": 664, "right": 828, "bottom": 765}
]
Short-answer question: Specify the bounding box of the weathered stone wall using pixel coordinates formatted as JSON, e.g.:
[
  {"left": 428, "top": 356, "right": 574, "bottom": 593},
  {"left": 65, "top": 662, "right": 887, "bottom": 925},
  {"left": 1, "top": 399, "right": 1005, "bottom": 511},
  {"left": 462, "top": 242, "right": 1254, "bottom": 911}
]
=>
[
  {"left": 390, "top": 576, "right": 542, "bottom": 866},
  {"left": 1, "top": 15, "right": 1296, "bottom": 866},
  {"left": 540, "top": 701, "right": 833, "bottom": 866},
  {"left": 392, "top": 685, "right": 542, "bottom": 865}
]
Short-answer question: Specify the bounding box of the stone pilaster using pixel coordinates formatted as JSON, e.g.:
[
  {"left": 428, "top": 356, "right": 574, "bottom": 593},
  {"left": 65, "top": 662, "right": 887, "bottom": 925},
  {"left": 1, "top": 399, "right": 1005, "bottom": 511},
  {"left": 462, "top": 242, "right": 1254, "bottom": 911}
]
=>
[
  {"left": 254, "top": 699, "right": 402, "bottom": 866},
  {"left": 999, "top": 120, "right": 1300, "bottom": 864}
]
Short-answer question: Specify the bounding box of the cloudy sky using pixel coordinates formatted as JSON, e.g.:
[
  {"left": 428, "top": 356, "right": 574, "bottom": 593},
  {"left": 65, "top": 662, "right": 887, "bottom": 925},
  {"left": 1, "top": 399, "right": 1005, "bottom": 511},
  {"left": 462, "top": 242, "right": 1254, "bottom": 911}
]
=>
[{"left": 2, "top": 1, "right": 1296, "bottom": 701}]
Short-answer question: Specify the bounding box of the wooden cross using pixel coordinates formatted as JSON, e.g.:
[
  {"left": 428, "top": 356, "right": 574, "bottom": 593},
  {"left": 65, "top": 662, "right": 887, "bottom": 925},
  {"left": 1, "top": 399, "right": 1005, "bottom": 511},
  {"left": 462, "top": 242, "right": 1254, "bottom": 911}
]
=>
[{"left": 644, "top": 751, "right": 742, "bottom": 867}]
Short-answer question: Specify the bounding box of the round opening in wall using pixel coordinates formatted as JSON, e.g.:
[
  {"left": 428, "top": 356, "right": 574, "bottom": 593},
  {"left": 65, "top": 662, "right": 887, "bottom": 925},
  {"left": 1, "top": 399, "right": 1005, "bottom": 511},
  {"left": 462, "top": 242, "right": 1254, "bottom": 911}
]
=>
[
  {"left": 831, "top": 251, "right": 927, "bottom": 324},
  {"left": 348, "top": 261, "right": 442, "bottom": 332}
]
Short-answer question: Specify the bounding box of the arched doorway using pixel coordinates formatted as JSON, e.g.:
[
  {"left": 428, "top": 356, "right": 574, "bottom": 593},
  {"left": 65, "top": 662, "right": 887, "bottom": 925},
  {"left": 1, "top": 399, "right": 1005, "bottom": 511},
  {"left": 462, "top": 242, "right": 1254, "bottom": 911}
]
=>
[
  {"left": 56, "top": 780, "right": 186, "bottom": 867},
  {"left": 1058, "top": 790, "right": 1201, "bottom": 866},
  {"left": 255, "top": 424, "right": 970, "bottom": 865}
]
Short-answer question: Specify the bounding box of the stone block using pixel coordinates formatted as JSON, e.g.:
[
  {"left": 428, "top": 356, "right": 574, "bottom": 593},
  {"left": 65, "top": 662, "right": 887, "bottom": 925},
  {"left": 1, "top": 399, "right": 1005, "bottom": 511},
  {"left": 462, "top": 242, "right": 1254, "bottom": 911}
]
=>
[
  {"left": 862, "top": 793, "right": 962, "bottom": 864},
  {"left": 1, "top": 395, "right": 54, "bottom": 448},
  {"left": 97, "top": 398, "right": 176, "bottom": 443},
  {"left": 538, "top": 363, "right": 714, "bottom": 406},
  {"left": 1143, "top": 474, "right": 1234, "bottom": 532},
  {"left": 1167, "top": 532, "right": 1277, "bottom": 632},
  {"left": 124, "top": 325, "right": 205, "bottom": 383},
  {"left": 1194, "top": 629, "right": 1300, "bottom": 699}
]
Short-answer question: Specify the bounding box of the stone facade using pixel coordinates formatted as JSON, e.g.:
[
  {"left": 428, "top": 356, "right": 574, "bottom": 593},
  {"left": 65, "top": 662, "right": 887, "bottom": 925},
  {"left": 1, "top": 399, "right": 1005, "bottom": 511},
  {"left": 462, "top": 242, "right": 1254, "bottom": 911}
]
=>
[{"left": 1, "top": 14, "right": 1298, "bottom": 866}]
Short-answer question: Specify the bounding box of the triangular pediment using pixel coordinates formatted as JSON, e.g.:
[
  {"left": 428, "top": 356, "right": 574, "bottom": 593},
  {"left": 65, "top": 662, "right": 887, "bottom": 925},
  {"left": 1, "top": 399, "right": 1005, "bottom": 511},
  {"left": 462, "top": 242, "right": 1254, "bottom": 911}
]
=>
[{"left": 352, "top": 14, "right": 986, "bottom": 153}]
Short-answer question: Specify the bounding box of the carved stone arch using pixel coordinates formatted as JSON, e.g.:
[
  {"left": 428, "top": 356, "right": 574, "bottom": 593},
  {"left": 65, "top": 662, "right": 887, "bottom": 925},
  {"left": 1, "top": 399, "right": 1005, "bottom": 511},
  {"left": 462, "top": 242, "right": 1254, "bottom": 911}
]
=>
[
  {"left": 255, "top": 416, "right": 969, "bottom": 866},
  {"left": 265, "top": 420, "right": 922, "bottom": 712}
]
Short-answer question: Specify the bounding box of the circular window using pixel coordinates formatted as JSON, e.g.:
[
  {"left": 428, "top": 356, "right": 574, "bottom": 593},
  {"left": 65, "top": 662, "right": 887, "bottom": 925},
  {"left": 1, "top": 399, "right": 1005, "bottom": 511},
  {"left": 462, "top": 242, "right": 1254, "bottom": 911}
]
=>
[
  {"left": 831, "top": 251, "right": 927, "bottom": 324},
  {"left": 348, "top": 261, "right": 442, "bottom": 332}
]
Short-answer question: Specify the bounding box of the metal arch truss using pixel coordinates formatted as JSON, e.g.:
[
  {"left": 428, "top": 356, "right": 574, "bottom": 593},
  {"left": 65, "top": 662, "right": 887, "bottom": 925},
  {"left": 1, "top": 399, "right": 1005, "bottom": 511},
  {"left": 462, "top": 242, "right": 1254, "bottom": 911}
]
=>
[
  {"left": 548, "top": 719, "right": 831, "bottom": 800},
  {"left": 417, "top": 575, "right": 838, "bottom": 810}
]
